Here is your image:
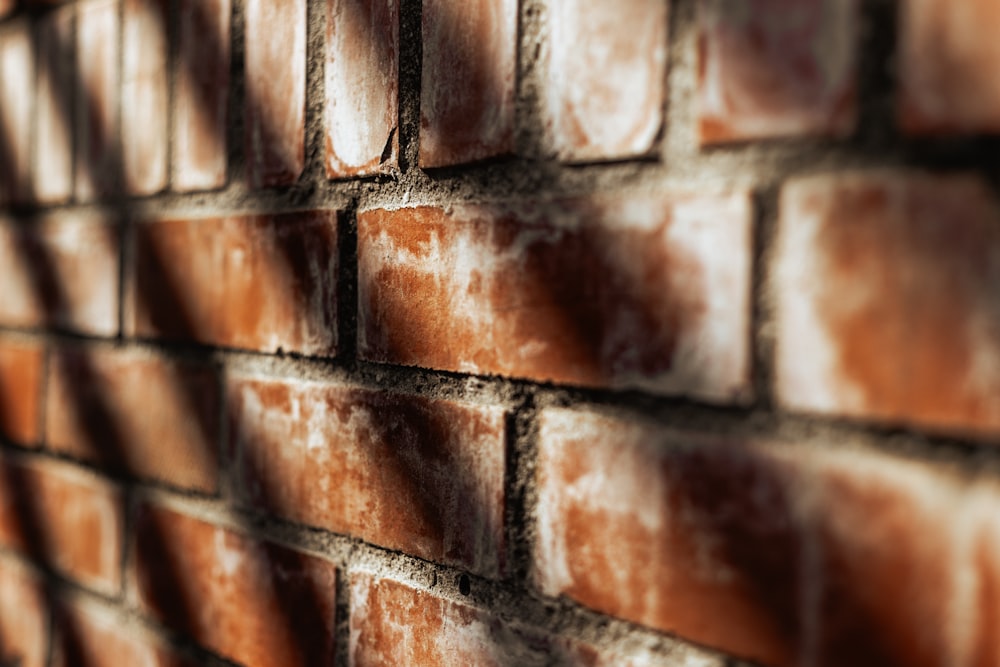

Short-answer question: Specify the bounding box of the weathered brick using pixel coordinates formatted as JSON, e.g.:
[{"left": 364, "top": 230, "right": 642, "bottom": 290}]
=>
[
  {"left": 358, "top": 195, "right": 752, "bottom": 402},
  {"left": 229, "top": 376, "right": 505, "bottom": 577},
  {"left": 0, "top": 557, "right": 49, "bottom": 667},
  {"left": 899, "top": 0, "right": 1000, "bottom": 134},
  {"left": 0, "top": 20, "right": 33, "bottom": 205},
  {"left": 122, "top": 0, "right": 169, "bottom": 195},
  {"left": 45, "top": 346, "right": 220, "bottom": 493},
  {"left": 127, "top": 212, "right": 338, "bottom": 355},
  {"left": 245, "top": 0, "right": 306, "bottom": 187},
  {"left": 174, "top": 0, "right": 230, "bottom": 192},
  {"left": 535, "top": 408, "right": 804, "bottom": 667},
  {"left": 132, "top": 503, "right": 337, "bottom": 667},
  {"left": 0, "top": 455, "right": 124, "bottom": 595},
  {"left": 698, "top": 0, "right": 857, "bottom": 143},
  {"left": 76, "top": 0, "right": 120, "bottom": 201},
  {"left": 0, "top": 215, "right": 120, "bottom": 336},
  {"left": 776, "top": 172, "right": 1000, "bottom": 437},
  {"left": 326, "top": 0, "right": 398, "bottom": 178},
  {"left": 34, "top": 5, "right": 75, "bottom": 204},
  {"left": 419, "top": 0, "right": 517, "bottom": 167},
  {"left": 543, "top": 0, "right": 667, "bottom": 161},
  {"left": 0, "top": 337, "right": 44, "bottom": 445},
  {"left": 970, "top": 496, "right": 1000, "bottom": 667}
]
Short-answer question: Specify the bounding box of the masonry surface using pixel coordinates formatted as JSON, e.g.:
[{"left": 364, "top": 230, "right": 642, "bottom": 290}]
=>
[{"left": 2, "top": 0, "right": 1000, "bottom": 666}]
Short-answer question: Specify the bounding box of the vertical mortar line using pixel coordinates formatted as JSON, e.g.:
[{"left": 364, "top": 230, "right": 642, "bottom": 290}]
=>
[
  {"left": 854, "top": 0, "right": 900, "bottom": 153},
  {"left": 396, "top": 0, "right": 422, "bottom": 174},
  {"left": 215, "top": 353, "right": 234, "bottom": 503},
  {"left": 302, "top": 0, "right": 327, "bottom": 185},
  {"left": 116, "top": 208, "right": 129, "bottom": 343},
  {"left": 750, "top": 186, "right": 779, "bottom": 411},
  {"left": 661, "top": 0, "right": 699, "bottom": 176},
  {"left": 227, "top": 0, "right": 246, "bottom": 186},
  {"left": 505, "top": 389, "right": 541, "bottom": 586},
  {"left": 515, "top": 0, "right": 546, "bottom": 161},
  {"left": 336, "top": 201, "right": 359, "bottom": 369},
  {"left": 332, "top": 556, "right": 352, "bottom": 667}
]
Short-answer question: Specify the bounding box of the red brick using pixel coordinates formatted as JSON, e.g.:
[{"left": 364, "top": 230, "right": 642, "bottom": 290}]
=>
[
  {"left": 776, "top": 172, "right": 1000, "bottom": 438},
  {"left": 174, "top": 0, "right": 231, "bottom": 192},
  {"left": 34, "top": 5, "right": 75, "bottom": 204},
  {"left": 45, "top": 346, "right": 220, "bottom": 493},
  {"left": 132, "top": 503, "right": 337, "bottom": 667},
  {"left": 419, "top": 0, "right": 517, "bottom": 167},
  {"left": 543, "top": 0, "right": 667, "bottom": 161},
  {"left": 0, "top": 20, "right": 33, "bottom": 205},
  {"left": 127, "top": 212, "right": 338, "bottom": 354},
  {"left": 122, "top": 0, "right": 169, "bottom": 195},
  {"left": 245, "top": 0, "right": 306, "bottom": 187},
  {"left": 0, "top": 215, "right": 120, "bottom": 336},
  {"left": 52, "top": 598, "right": 194, "bottom": 667},
  {"left": 535, "top": 408, "right": 804, "bottom": 667},
  {"left": 358, "top": 195, "right": 752, "bottom": 402},
  {"left": 0, "top": 455, "right": 124, "bottom": 594},
  {"left": 970, "top": 497, "right": 1000, "bottom": 667},
  {"left": 698, "top": 0, "right": 857, "bottom": 143},
  {"left": 326, "top": 0, "right": 398, "bottom": 178},
  {"left": 0, "top": 337, "right": 44, "bottom": 445},
  {"left": 229, "top": 375, "right": 506, "bottom": 577},
  {"left": 0, "top": 558, "right": 49, "bottom": 667},
  {"left": 899, "top": 0, "right": 1000, "bottom": 134},
  {"left": 76, "top": 0, "right": 120, "bottom": 201}
]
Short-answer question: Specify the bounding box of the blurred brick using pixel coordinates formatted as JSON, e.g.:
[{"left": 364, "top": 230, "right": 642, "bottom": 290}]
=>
[
  {"left": 535, "top": 408, "right": 803, "bottom": 667},
  {"left": 358, "top": 195, "right": 752, "bottom": 402},
  {"left": 127, "top": 212, "right": 338, "bottom": 355},
  {"left": 698, "top": 0, "right": 857, "bottom": 143},
  {"left": 0, "top": 20, "right": 33, "bottom": 205},
  {"left": 229, "top": 376, "right": 505, "bottom": 577},
  {"left": 544, "top": 0, "right": 667, "bottom": 161},
  {"left": 0, "top": 215, "right": 119, "bottom": 336},
  {"left": 245, "top": 0, "right": 306, "bottom": 187},
  {"left": 0, "top": 558, "right": 49, "bottom": 667},
  {"left": 970, "top": 499, "right": 1000, "bottom": 667},
  {"left": 46, "top": 346, "right": 220, "bottom": 493},
  {"left": 0, "top": 0, "right": 13, "bottom": 17},
  {"left": 174, "top": 0, "right": 231, "bottom": 191},
  {"left": 776, "top": 172, "right": 1000, "bottom": 437},
  {"left": 76, "top": 0, "right": 120, "bottom": 201},
  {"left": 132, "top": 503, "right": 337, "bottom": 667},
  {"left": 0, "top": 337, "right": 44, "bottom": 445},
  {"left": 35, "top": 6, "right": 75, "bottom": 204},
  {"left": 548, "top": 638, "right": 723, "bottom": 667},
  {"left": 122, "top": 0, "right": 169, "bottom": 195},
  {"left": 419, "top": 0, "right": 517, "bottom": 167},
  {"left": 0, "top": 455, "right": 124, "bottom": 595},
  {"left": 326, "top": 0, "right": 398, "bottom": 177},
  {"left": 899, "top": 0, "right": 1000, "bottom": 134}
]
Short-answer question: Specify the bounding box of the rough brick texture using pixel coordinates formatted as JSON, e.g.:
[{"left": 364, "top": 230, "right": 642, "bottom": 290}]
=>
[
  {"left": 122, "top": 0, "right": 169, "bottom": 196},
  {"left": 132, "top": 503, "right": 337, "bottom": 667},
  {"left": 46, "top": 346, "right": 220, "bottom": 492},
  {"left": 0, "top": 558, "right": 49, "bottom": 667},
  {"left": 359, "top": 195, "right": 752, "bottom": 402},
  {"left": 75, "top": 0, "right": 120, "bottom": 201},
  {"left": 127, "top": 212, "right": 339, "bottom": 355},
  {"left": 35, "top": 6, "right": 75, "bottom": 204},
  {"left": 228, "top": 376, "right": 506, "bottom": 577},
  {"left": 0, "top": 338, "right": 44, "bottom": 445}
]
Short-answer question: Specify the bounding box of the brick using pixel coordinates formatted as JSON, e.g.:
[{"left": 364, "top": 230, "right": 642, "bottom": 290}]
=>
[
  {"left": 0, "top": 455, "right": 124, "bottom": 594},
  {"left": 776, "top": 172, "right": 1000, "bottom": 438},
  {"left": 34, "top": 5, "right": 75, "bottom": 204},
  {"left": 325, "top": 0, "right": 398, "bottom": 178},
  {"left": 419, "top": 0, "right": 517, "bottom": 167},
  {"left": 535, "top": 408, "right": 804, "bottom": 667},
  {"left": 127, "top": 212, "right": 338, "bottom": 355},
  {"left": 76, "top": 0, "right": 120, "bottom": 201},
  {"left": 245, "top": 0, "right": 306, "bottom": 187},
  {"left": 0, "top": 20, "right": 34, "bottom": 205},
  {"left": 970, "top": 497, "right": 1000, "bottom": 667},
  {"left": 547, "top": 638, "right": 722, "bottom": 667},
  {"left": 0, "top": 215, "right": 120, "bottom": 336},
  {"left": 899, "top": 0, "right": 1000, "bottom": 134},
  {"left": 132, "top": 503, "right": 337, "bottom": 667},
  {"left": 0, "top": 337, "right": 44, "bottom": 445},
  {"left": 358, "top": 195, "right": 752, "bottom": 402},
  {"left": 174, "top": 0, "right": 231, "bottom": 192},
  {"left": 0, "top": 558, "right": 49, "bottom": 667},
  {"left": 543, "top": 0, "right": 667, "bottom": 161},
  {"left": 45, "top": 346, "right": 220, "bottom": 493},
  {"left": 122, "top": 0, "right": 169, "bottom": 195},
  {"left": 698, "top": 0, "right": 857, "bottom": 143},
  {"left": 52, "top": 598, "right": 194, "bottom": 667},
  {"left": 229, "top": 376, "right": 506, "bottom": 577}
]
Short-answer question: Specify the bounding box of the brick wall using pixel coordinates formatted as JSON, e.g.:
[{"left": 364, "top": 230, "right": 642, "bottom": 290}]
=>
[{"left": 1, "top": 0, "right": 999, "bottom": 666}]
